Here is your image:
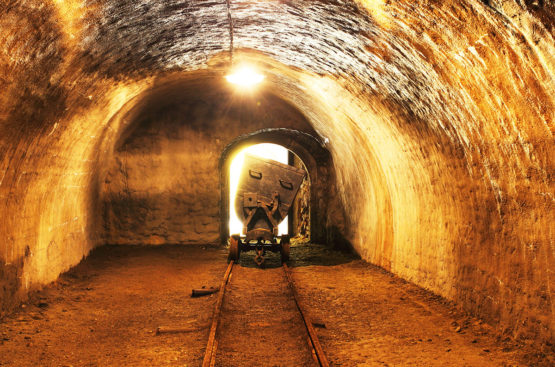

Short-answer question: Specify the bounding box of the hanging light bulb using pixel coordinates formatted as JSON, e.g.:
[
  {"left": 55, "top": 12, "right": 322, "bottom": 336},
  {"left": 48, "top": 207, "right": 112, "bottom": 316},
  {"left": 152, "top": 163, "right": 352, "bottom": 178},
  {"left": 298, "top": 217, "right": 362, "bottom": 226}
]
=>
[{"left": 225, "top": 65, "right": 265, "bottom": 87}]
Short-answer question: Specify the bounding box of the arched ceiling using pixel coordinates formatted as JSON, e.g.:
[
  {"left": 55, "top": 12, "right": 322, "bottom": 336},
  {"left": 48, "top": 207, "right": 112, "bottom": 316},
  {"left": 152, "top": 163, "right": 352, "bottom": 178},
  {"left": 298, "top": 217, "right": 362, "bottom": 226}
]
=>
[{"left": 0, "top": 0, "right": 553, "bottom": 345}]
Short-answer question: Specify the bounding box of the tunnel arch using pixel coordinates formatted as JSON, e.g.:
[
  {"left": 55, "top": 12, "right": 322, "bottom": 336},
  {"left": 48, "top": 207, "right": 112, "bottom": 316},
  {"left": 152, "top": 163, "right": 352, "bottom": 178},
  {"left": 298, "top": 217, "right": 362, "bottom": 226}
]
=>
[
  {"left": 0, "top": 0, "right": 552, "bottom": 346},
  {"left": 219, "top": 128, "right": 337, "bottom": 246},
  {"left": 92, "top": 71, "right": 354, "bottom": 248}
]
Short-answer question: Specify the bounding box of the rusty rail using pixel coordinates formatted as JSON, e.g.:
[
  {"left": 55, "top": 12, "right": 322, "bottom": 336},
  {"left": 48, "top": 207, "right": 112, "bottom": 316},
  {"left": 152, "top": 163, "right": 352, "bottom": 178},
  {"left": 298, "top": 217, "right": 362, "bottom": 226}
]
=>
[
  {"left": 202, "top": 260, "right": 329, "bottom": 367},
  {"left": 202, "top": 260, "right": 234, "bottom": 367},
  {"left": 283, "top": 263, "right": 330, "bottom": 367}
]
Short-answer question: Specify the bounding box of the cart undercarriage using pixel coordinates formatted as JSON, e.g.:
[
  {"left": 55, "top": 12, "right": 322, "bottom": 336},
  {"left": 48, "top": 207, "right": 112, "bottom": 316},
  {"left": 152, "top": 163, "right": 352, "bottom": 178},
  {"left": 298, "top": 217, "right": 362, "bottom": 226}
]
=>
[{"left": 228, "top": 154, "right": 306, "bottom": 266}]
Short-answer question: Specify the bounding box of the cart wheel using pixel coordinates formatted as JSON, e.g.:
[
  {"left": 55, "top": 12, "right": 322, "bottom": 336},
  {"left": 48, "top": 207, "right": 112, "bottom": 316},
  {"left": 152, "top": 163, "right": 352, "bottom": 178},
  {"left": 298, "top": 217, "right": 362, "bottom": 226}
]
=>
[
  {"left": 228, "top": 234, "right": 241, "bottom": 262},
  {"left": 280, "top": 235, "right": 290, "bottom": 263}
]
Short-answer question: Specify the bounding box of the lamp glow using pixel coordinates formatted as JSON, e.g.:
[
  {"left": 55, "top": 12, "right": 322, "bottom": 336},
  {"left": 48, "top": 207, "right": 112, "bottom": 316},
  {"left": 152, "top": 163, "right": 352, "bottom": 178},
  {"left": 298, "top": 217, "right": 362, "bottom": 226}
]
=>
[{"left": 225, "top": 66, "right": 265, "bottom": 87}]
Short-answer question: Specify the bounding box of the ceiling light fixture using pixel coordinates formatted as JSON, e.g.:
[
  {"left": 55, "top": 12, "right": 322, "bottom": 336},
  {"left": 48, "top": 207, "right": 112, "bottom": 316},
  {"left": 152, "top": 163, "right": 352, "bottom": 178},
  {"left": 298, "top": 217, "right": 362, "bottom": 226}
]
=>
[
  {"left": 226, "top": 0, "right": 234, "bottom": 64},
  {"left": 225, "top": 66, "right": 265, "bottom": 87}
]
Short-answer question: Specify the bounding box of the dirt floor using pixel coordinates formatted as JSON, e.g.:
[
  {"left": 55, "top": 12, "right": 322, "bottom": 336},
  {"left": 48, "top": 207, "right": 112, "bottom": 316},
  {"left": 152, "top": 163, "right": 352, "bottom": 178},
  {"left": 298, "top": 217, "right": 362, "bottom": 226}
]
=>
[{"left": 0, "top": 243, "right": 552, "bottom": 366}]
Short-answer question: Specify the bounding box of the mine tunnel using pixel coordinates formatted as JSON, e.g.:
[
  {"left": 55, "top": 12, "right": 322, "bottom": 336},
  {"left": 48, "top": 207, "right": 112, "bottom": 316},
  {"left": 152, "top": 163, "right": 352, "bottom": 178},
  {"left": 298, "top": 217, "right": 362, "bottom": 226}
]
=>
[{"left": 0, "top": 0, "right": 553, "bottom": 366}]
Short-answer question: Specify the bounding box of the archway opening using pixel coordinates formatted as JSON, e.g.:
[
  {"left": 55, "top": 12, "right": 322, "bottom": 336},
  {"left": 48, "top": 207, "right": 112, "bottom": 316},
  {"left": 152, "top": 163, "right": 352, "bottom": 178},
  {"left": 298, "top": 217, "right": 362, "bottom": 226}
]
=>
[{"left": 219, "top": 128, "right": 336, "bottom": 247}]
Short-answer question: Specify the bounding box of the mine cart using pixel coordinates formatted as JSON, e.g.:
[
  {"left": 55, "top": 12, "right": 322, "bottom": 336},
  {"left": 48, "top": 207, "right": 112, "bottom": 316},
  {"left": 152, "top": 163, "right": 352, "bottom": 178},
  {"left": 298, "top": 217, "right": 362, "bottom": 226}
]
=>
[{"left": 229, "top": 154, "right": 307, "bottom": 266}]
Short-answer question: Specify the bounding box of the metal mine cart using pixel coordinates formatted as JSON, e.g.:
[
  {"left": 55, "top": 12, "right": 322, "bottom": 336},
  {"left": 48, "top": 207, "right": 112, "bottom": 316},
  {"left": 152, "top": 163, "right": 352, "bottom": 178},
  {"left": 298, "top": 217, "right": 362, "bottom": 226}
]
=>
[{"left": 228, "top": 154, "right": 307, "bottom": 266}]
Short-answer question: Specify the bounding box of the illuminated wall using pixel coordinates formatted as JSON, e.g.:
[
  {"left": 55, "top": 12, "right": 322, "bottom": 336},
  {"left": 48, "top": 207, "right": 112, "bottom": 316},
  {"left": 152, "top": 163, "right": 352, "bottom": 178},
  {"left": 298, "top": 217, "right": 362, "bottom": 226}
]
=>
[
  {"left": 0, "top": 0, "right": 553, "bottom": 345},
  {"left": 101, "top": 83, "right": 320, "bottom": 245}
]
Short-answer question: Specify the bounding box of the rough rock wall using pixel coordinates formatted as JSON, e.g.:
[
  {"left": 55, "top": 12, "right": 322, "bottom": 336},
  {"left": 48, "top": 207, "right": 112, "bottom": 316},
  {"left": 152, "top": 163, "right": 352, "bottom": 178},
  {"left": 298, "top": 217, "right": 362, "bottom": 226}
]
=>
[
  {"left": 289, "top": 154, "right": 311, "bottom": 240},
  {"left": 102, "top": 88, "right": 318, "bottom": 245},
  {"left": 0, "top": 0, "right": 553, "bottom": 346},
  {"left": 0, "top": 0, "right": 148, "bottom": 314}
]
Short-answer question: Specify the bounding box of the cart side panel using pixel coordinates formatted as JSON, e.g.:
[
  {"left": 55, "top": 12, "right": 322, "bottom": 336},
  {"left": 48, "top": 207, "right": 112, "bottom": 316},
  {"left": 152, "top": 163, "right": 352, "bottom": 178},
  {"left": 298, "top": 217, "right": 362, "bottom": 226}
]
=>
[{"left": 234, "top": 154, "right": 306, "bottom": 222}]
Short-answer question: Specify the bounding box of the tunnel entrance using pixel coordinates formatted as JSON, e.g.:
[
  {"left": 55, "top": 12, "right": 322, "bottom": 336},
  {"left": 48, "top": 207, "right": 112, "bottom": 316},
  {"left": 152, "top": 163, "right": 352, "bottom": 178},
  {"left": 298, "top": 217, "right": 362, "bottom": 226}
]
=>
[
  {"left": 227, "top": 143, "right": 311, "bottom": 240},
  {"left": 219, "top": 128, "right": 335, "bottom": 247}
]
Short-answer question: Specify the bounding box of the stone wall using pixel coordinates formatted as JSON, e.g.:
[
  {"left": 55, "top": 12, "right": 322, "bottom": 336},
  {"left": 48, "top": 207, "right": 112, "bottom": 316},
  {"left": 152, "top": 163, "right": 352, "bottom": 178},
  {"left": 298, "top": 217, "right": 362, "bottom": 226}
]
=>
[
  {"left": 102, "top": 88, "right": 323, "bottom": 245},
  {"left": 289, "top": 153, "right": 311, "bottom": 240}
]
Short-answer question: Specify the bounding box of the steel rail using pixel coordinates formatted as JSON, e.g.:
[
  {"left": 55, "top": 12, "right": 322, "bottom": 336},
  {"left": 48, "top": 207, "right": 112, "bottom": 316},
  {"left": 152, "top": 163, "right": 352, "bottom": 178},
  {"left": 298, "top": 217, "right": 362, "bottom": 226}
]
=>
[
  {"left": 202, "top": 260, "right": 234, "bottom": 367},
  {"left": 202, "top": 260, "right": 329, "bottom": 367},
  {"left": 283, "top": 263, "right": 330, "bottom": 367}
]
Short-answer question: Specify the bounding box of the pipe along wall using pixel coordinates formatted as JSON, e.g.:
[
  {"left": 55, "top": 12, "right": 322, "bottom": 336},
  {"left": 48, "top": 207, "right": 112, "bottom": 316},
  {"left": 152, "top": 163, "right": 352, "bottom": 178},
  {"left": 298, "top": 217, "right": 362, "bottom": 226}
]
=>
[{"left": 0, "top": 0, "right": 553, "bottom": 346}]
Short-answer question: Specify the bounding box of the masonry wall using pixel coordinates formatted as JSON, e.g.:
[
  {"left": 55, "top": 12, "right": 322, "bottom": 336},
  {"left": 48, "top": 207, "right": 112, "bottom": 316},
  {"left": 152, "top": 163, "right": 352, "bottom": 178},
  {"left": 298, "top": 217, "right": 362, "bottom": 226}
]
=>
[{"left": 102, "top": 89, "right": 320, "bottom": 245}]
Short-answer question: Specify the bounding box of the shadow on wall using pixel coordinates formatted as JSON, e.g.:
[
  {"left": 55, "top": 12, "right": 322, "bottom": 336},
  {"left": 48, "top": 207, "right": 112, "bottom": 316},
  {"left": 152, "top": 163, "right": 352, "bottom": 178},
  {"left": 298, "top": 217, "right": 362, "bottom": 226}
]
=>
[
  {"left": 327, "top": 225, "right": 357, "bottom": 253},
  {"left": 0, "top": 257, "right": 25, "bottom": 318}
]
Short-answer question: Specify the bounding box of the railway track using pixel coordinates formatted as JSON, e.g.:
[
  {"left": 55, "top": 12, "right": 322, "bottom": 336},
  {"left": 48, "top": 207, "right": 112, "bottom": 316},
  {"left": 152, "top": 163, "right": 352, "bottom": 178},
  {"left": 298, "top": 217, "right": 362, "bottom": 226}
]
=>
[{"left": 202, "top": 260, "right": 329, "bottom": 367}]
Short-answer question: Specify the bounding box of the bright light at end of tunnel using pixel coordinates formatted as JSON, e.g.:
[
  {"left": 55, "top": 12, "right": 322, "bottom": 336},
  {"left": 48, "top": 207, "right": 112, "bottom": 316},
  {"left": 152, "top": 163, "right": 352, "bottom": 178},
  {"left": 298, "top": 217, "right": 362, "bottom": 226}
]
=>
[
  {"left": 229, "top": 144, "right": 289, "bottom": 236},
  {"left": 225, "top": 66, "right": 265, "bottom": 88}
]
